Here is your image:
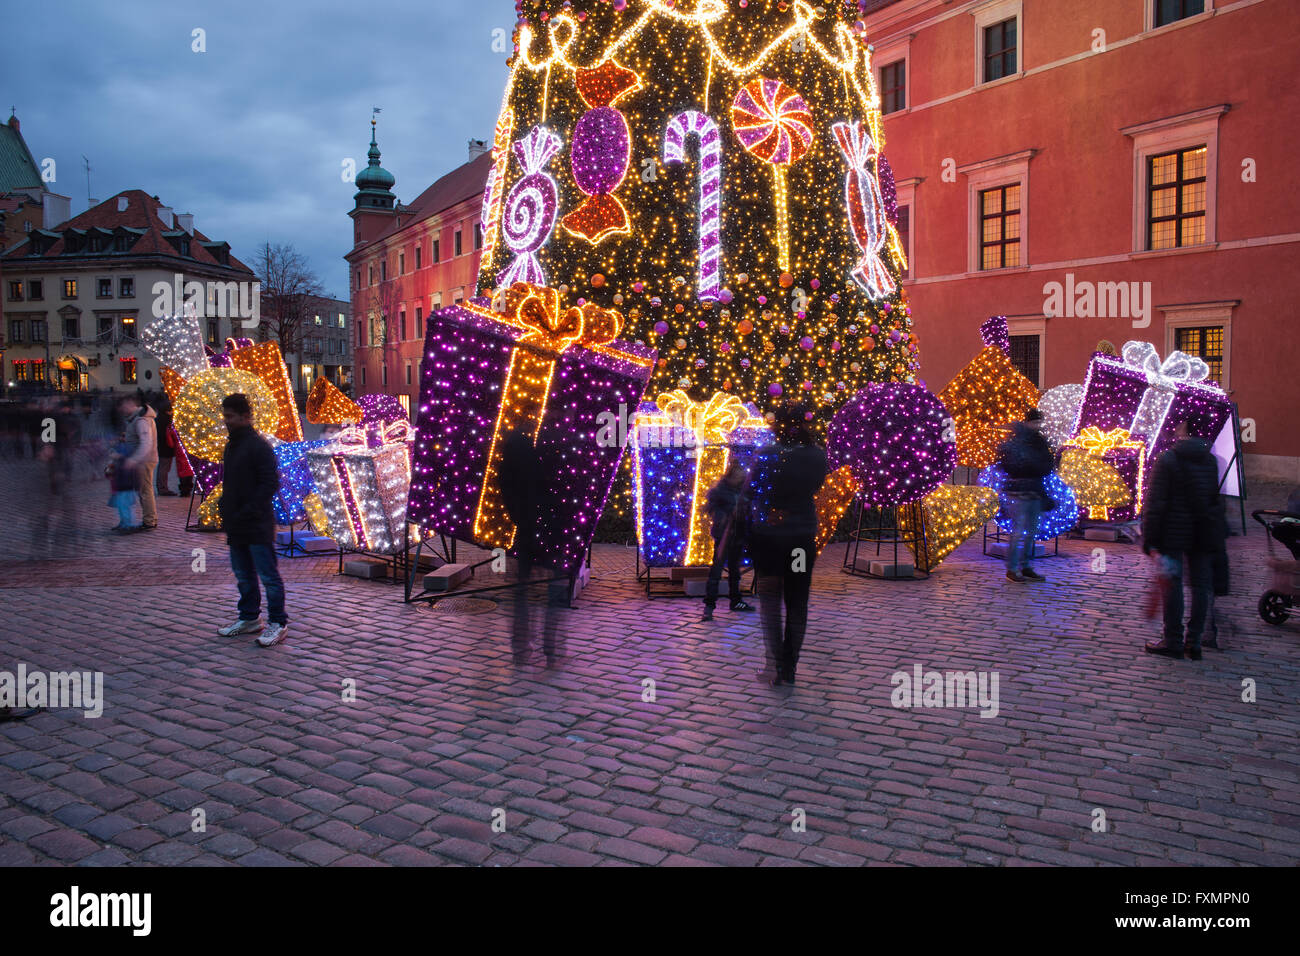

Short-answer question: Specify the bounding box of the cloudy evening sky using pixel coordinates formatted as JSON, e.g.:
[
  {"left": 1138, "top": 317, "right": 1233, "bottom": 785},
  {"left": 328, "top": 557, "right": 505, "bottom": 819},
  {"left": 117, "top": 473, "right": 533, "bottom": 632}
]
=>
[{"left": 6, "top": 0, "right": 514, "bottom": 299}]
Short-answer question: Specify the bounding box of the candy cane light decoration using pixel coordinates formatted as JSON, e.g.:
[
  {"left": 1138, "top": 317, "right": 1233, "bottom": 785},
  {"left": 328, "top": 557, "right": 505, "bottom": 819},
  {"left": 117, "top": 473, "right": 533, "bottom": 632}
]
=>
[
  {"left": 832, "top": 120, "right": 896, "bottom": 299},
  {"left": 498, "top": 125, "right": 563, "bottom": 288},
  {"left": 663, "top": 110, "right": 723, "bottom": 301}
]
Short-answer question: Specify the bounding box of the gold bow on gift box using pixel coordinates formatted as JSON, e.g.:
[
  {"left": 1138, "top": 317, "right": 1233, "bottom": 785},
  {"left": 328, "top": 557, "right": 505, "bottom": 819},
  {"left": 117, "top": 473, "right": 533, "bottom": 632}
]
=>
[
  {"left": 636, "top": 389, "right": 767, "bottom": 566},
  {"left": 1060, "top": 426, "right": 1146, "bottom": 520},
  {"left": 473, "top": 282, "right": 628, "bottom": 550}
]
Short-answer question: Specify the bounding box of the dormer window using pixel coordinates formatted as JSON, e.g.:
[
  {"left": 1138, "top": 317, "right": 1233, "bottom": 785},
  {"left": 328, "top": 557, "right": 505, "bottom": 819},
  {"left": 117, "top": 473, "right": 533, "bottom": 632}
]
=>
[
  {"left": 113, "top": 234, "right": 129, "bottom": 252},
  {"left": 180, "top": 237, "right": 191, "bottom": 256}
]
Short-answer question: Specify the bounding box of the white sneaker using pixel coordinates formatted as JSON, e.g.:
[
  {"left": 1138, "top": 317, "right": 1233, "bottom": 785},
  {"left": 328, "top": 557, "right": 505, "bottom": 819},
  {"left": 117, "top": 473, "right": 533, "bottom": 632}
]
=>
[
  {"left": 257, "top": 623, "right": 288, "bottom": 647},
  {"left": 218, "top": 618, "right": 263, "bottom": 636}
]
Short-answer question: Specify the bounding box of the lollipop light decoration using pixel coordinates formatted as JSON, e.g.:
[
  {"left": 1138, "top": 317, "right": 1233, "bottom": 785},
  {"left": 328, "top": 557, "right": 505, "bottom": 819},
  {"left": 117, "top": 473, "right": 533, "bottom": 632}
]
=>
[
  {"left": 730, "top": 77, "right": 813, "bottom": 273},
  {"left": 498, "top": 125, "right": 564, "bottom": 288}
]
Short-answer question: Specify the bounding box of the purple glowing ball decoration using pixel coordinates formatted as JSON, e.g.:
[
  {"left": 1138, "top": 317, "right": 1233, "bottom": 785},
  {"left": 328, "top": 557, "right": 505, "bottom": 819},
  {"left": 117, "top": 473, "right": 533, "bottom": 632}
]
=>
[
  {"left": 827, "top": 383, "right": 957, "bottom": 505},
  {"left": 768, "top": 383, "right": 784, "bottom": 396}
]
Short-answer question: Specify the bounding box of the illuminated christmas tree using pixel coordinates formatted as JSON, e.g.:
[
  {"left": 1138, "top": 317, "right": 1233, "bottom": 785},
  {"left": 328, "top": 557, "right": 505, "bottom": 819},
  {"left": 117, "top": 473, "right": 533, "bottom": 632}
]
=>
[{"left": 477, "top": 0, "right": 917, "bottom": 420}]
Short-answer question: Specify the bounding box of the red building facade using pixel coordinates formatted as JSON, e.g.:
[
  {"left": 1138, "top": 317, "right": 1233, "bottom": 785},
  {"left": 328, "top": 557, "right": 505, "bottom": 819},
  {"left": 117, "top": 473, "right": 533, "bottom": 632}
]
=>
[
  {"left": 866, "top": 0, "right": 1299, "bottom": 478},
  {"left": 345, "top": 125, "right": 491, "bottom": 413}
]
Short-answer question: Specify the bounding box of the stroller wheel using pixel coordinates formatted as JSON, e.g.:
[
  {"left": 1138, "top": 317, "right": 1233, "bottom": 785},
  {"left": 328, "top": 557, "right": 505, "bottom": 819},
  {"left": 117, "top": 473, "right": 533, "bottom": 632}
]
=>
[{"left": 1259, "top": 590, "right": 1291, "bottom": 626}]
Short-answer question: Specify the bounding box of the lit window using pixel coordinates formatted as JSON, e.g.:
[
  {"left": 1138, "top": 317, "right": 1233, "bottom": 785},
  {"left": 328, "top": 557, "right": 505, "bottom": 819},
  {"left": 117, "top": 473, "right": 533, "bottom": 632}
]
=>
[
  {"left": 1174, "top": 325, "right": 1223, "bottom": 384},
  {"left": 120, "top": 358, "right": 137, "bottom": 384},
  {"left": 1147, "top": 146, "right": 1207, "bottom": 250},
  {"left": 63, "top": 279, "right": 78, "bottom": 298},
  {"left": 980, "top": 184, "right": 1021, "bottom": 269}
]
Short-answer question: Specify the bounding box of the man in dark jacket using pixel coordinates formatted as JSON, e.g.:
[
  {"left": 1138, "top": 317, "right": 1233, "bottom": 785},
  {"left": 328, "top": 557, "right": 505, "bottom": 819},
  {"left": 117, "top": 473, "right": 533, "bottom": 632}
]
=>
[
  {"left": 996, "top": 409, "right": 1055, "bottom": 583},
  {"left": 1142, "top": 414, "right": 1224, "bottom": 660},
  {"left": 749, "top": 403, "right": 828, "bottom": 686},
  {"left": 702, "top": 463, "right": 756, "bottom": 621},
  {"left": 216, "top": 393, "right": 288, "bottom": 647}
]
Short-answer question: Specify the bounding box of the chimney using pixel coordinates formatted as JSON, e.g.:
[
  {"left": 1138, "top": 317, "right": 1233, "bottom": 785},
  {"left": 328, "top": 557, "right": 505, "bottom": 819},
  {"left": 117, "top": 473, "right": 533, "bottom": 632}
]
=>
[
  {"left": 117, "top": 196, "right": 129, "bottom": 212},
  {"left": 158, "top": 205, "right": 174, "bottom": 229},
  {"left": 468, "top": 138, "right": 489, "bottom": 161},
  {"left": 43, "top": 193, "right": 71, "bottom": 228},
  {"left": 176, "top": 212, "right": 194, "bottom": 234}
]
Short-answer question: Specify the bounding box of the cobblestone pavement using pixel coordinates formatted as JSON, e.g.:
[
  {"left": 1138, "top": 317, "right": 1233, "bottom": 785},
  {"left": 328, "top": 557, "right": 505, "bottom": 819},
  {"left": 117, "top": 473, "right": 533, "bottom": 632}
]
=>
[{"left": 1, "top": 455, "right": 1297, "bottom": 866}]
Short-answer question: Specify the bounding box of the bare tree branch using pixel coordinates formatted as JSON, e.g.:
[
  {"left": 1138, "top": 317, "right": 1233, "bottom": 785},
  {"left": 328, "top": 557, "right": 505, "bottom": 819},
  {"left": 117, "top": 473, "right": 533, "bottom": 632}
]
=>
[{"left": 254, "top": 241, "right": 324, "bottom": 358}]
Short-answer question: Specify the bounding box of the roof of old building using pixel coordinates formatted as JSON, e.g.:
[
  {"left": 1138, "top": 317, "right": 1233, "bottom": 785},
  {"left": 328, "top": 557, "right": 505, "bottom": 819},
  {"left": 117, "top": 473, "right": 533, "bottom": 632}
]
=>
[
  {"left": 0, "top": 116, "right": 43, "bottom": 194},
  {"left": 1, "top": 188, "right": 253, "bottom": 273},
  {"left": 366, "top": 150, "right": 492, "bottom": 247}
]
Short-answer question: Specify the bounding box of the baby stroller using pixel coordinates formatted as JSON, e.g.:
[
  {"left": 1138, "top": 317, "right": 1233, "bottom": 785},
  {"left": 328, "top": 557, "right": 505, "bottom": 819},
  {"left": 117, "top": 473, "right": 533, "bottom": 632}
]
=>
[{"left": 1253, "top": 488, "right": 1300, "bottom": 624}]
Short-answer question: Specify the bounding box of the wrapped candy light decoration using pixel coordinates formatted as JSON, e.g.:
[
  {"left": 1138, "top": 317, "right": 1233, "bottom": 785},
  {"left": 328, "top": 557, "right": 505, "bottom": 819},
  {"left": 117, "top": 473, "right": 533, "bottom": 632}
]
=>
[
  {"left": 140, "top": 312, "right": 208, "bottom": 379},
  {"left": 978, "top": 465, "right": 1080, "bottom": 540},
  {"left": 228, "top": 341, "right": 303, "bottom": 443},
  {"left": 1038, "top": 383, "right": 1086, "bottom": 453},
  {"left": 827, "top": 382, "right": 956, "bottom": 506},
  {"left": 174, "top": 368, "right": 279, "bottom": 462},
  {"left": 406, "top": 285, "right": 655, "bottom": 574},
  {"left": 631, "top": 390, "right": 771, "bottom": 566},
  {"left": 899, "top": 484, "right": 1000, "bottom": 572},
  {"left": 938, "top": 344, "right": 1039, "bottom": 469}
]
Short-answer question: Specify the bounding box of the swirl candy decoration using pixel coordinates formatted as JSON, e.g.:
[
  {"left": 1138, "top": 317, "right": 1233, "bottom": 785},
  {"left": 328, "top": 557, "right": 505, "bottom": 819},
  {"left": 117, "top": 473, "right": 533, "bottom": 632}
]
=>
[
  {"left": 832, "top": 120, "right": 896, "bottom": 300},
  {"left": 563, "top": 59, "right": 641, "bottom": 245},
  {"left": 731, "top": 77, "right": 813, "bottom": 273},
  {"left": 498, "top": 125, "right": 563, "bottom": 288},
  {"left": 663, "top": 111, "right": 723, "bottom": 301}
]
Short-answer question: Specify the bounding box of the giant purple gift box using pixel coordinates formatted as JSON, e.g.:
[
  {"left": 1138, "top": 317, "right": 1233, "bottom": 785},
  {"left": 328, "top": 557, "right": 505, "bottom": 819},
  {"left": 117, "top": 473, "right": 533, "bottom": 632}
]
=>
[
  {"left": 406, "top": 295, "right": 655, "bottom": 575},
  {"left": 1074, "top": 340, "right": 1232, "bottom": 475}
]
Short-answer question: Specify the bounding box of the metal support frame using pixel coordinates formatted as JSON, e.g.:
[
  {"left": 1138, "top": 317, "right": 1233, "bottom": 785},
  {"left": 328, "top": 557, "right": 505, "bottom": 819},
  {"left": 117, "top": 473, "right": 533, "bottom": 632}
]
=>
[
  {"left": 401, "top": 524, "right": 589, "bottom": 608},
  {"left": 634, "top": 545, "right": 757, "bottom": 599},
  {"left": 841, "top": 498, "right": 930, "bottom": 580},
  {"left": 982, "top": 521, "right": 1061, "bottom": 558}
]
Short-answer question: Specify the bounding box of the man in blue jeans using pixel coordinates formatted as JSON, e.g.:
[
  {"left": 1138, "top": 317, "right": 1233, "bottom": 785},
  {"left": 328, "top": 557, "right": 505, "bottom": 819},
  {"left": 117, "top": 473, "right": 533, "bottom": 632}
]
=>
[
  {"left": 216, "top": 393, "right": 288, "bottom": 647},
  {"left": 997, "top": 409, "right": 1054, "bottom": 583}
]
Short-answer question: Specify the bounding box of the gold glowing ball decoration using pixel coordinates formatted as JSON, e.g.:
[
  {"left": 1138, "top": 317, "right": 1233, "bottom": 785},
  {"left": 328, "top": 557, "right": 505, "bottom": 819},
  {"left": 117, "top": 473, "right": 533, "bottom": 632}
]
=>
[
  {"left": 478, "top": 0, "right": 918, "bottom": 430},
  {"left": 174, "top": 368, "right": 280, "bottom": 462},
  {"left": 900, "top": 484, "right": 1000, "bottom": 572}
]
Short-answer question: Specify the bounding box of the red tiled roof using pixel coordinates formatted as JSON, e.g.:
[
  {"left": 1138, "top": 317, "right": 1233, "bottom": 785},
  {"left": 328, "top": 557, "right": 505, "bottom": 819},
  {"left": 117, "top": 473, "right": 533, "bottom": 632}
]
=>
[
  {"left": 366, "top": 151, "right": 492, "bottom": 246},
  {"left": 0, "top": 195, "right": 26, "bottom": 214},
  {"left": 1, "top": 188, "right": 253, "bottom": 273}
]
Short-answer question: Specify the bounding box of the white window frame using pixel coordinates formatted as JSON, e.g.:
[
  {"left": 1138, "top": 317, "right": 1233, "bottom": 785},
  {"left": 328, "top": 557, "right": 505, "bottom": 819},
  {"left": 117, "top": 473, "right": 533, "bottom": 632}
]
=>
[
  {"left": 1159, "top": 299, "right": 1236, "bottom": 391},
  {"left": 1123, "top": 105, "right": 1227, "bottom": 256},
  {"left": 1145, "top": 0, "right": 1216, "bottom": 34},
  {"left": 894, "top": 177, "right": 921, "bottom": 280},
  {"left": 873, "top": 34, "right": 912, "bottom": 116},
  {"left": 959, "top": 149, "right": 1034, "bottom": 275},
  {"left": 972, "top": 0, "right": 1023, "bottom": 88},
  {"left": 1007, "top": 316, "right": 1045, "bottom": 388}
]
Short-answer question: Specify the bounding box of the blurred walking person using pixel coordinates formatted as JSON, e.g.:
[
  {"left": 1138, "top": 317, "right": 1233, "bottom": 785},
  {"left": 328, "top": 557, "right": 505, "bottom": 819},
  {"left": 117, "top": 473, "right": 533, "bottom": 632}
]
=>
[
  {"left": 500, "top": 430, "right": 561, "bottom": 666},
  {"left": 996, "top": 409, "right": 1054, "bottom": 583},
  {"left": 702, "top": 462, "right": 756, "bottom": 620},
  {"left": 117, "top": 394, "right": 159, "bottom": 531},
  {"left": 216, "top": 393, "right": 288, "bottom": 647},
  {"left": 1142, "top": 414, "right": 1225, "bottom": 661},
  {"left": 749, "top": 403, "right": 827, "bottom": 686},
  {"left": 155, "top": 397, "right": 177, "bottom": 495}
]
